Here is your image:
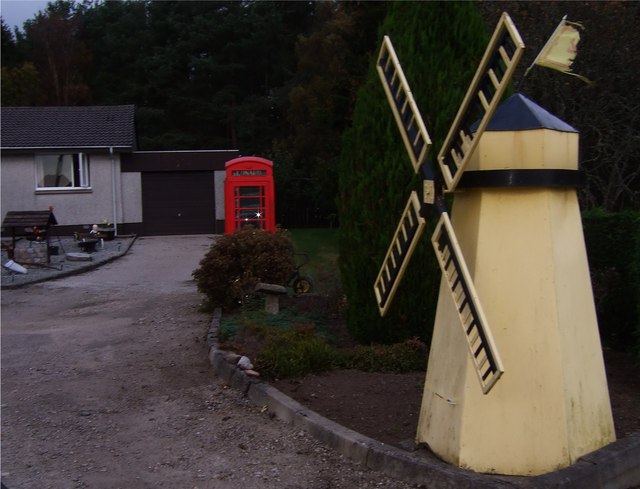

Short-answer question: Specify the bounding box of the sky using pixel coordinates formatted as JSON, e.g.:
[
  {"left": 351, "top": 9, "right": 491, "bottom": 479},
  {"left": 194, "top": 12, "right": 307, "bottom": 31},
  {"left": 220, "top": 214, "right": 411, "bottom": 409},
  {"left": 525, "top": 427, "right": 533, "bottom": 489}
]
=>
[{"left": 1, "top": 0, "right": 49, "bottom": 31}]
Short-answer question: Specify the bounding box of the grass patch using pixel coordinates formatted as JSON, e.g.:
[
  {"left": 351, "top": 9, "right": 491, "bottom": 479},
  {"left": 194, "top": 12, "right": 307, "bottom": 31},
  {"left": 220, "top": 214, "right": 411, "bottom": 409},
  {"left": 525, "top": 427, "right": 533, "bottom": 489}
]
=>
[
  {"left": 288, "top": 228, "right": 339, "bottom": 268},
  {"left": 288, "top": 228, "right": 340, "bottom": 295}
]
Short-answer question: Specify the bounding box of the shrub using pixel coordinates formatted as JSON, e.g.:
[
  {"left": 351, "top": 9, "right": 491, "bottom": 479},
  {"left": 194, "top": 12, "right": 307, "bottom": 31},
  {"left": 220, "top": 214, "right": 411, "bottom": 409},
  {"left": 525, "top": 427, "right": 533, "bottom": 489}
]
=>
[
  {"left": 583, "top": 209, "right": 640, "bottom": 354},
  {"left": 634, "top": 224, "right": 640, "bottom": 360},
  {"left": 222, "top": 309, "right": 428, "bottom": 378},
  {"left": 342, "top": 337, "right": 427, "bottom": 373},
  {"left": 193, "top": 227, "right": 296, "bottom": 310},
  {"left": 254, "top": 326, "right": 340, "bottom": 379}
]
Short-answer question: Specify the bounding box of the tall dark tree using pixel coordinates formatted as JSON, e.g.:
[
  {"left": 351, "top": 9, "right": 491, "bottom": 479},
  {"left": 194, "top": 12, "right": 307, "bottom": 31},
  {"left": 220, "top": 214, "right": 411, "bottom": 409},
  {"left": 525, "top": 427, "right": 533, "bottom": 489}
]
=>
[
  {"left": 1, "top": 19, "right": 20, "bottom": 67},
  {"left": 1, "top": 19, "right": 45, "bottom": 105},
  {"left": 79, "top": 0, "right": 151, "bottom": 105},
  {"left": 274, "top": 1, "right": 386, "bottom": 227},
  {"left": 23, "top": 0, "right": 91, "bottom": 105},
  {"left": 80, "top": 0, "right": 316, "bottom": 151}
]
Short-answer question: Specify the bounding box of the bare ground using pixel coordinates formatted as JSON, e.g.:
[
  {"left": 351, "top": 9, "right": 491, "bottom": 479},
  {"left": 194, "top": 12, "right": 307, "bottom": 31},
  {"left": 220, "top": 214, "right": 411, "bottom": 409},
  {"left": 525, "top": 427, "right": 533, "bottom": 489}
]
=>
[
  {"left": 1, "top": 236, "right": 418, "bottom": 489},
  {"left": 273, "top": 348, "right": 640, "bottom": 449},
  {"left": 2, "top": 236, "right": 637, "bottom": 489}
]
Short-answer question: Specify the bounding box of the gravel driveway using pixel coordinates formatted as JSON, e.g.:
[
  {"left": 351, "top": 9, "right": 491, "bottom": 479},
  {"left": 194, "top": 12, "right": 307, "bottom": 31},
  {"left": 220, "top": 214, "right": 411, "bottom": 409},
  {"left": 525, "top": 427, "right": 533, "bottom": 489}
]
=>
[{"left": 1, "top": 235, "right": 414, "bottom": 489}]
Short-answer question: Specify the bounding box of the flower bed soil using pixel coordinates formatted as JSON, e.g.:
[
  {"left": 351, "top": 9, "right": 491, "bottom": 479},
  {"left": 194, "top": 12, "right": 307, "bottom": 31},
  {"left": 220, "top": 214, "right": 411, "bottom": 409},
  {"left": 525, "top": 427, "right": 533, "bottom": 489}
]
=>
[
  {"left": 272, "top": 349, "right": 640, "bottom": 449},
  {"left": 228, "top": 295, "right": 639, "bottom": 449}
]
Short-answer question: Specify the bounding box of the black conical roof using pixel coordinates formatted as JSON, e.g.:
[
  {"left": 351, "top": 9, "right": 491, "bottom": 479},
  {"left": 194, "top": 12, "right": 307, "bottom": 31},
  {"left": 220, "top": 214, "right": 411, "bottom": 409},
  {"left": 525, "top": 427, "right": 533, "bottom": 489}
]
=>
[
  {"left": 487, "top": 93, "right": 578, "bottom": 132},
  {"left": 484, "top": 93, "right": 577, "bottom": 133}
]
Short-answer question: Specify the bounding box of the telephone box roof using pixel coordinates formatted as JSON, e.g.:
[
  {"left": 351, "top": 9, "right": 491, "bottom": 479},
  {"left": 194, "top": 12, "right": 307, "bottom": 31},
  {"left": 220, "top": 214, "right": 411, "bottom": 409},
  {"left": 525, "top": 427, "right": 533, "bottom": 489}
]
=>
[{"left": 481, "top": 93, "right": 577, "bottom": 133}]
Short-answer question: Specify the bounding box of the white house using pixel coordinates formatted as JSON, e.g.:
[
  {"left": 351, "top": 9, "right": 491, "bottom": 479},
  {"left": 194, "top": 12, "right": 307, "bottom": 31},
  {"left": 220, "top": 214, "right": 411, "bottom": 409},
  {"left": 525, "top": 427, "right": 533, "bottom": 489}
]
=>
[{"left": 1, "top": 105, "right": 238, "bottom": 236}]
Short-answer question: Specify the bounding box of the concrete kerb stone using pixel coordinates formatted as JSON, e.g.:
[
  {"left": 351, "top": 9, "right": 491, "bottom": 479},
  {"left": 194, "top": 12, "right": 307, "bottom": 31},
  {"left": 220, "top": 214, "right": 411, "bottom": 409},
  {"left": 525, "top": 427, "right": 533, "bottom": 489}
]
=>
[
  {"left": 364, "top": 444, "right": 518, "bottom": 489},
  {"left": 207, "top": 308, "right": 640, "bottom": 489},
  {"left": 295, "top": 407, "right": 373, "bottom": 462},
  {"left": 516, "top": 433, "right": 640, "bottom": 489}
]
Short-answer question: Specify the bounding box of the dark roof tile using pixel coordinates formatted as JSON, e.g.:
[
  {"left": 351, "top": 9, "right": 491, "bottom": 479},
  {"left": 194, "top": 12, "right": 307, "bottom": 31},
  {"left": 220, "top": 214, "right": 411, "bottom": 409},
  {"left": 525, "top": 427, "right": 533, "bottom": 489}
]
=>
[{"left": 1, "top": 105, "right": 137, "bottom": 150}]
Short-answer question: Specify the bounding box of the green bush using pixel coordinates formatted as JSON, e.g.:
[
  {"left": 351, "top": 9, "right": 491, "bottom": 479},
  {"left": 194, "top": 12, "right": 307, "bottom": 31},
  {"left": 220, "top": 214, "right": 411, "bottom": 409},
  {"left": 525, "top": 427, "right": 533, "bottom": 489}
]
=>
[
  {"left": 223, "top": 311, "right": 428, "bottom": 378},
  {"left": 193, "top": 227, "right": 296, "bottom": 310},
  {"left": 583, "top": 209, "right": 640, "bottom": 355},
  {"left": 634, "top": 224, "right": 640, "bottom": 360},
  {"left": 254, "top": 328, "right": 427, "bottom": 379},
  {"left": 254, "top": 326, "right": 340, "bottom": 379},
  {"left": 342, "top": 337, "right": 427, "bottom": 373}
]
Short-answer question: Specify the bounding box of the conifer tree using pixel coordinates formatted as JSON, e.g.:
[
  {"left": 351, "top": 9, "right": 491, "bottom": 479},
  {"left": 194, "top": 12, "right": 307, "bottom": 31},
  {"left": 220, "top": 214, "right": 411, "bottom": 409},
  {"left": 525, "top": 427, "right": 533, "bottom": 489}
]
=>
[{"left": 338, "top": 2, "right": 489, "bottom": 343}]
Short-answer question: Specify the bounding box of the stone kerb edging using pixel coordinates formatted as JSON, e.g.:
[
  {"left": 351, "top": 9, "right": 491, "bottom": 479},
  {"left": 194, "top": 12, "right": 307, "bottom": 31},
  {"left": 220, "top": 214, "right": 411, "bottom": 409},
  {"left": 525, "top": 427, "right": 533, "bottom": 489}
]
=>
[{"left": 207, "top": 308, "right": 640, "bottom": 489}]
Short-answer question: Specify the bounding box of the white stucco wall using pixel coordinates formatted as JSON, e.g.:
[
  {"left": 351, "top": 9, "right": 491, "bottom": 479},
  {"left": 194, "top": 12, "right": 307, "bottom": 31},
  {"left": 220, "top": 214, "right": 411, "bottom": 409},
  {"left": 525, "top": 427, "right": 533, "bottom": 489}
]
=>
[
  {"left": 1, "top": 155, "right": 34, "bottom": 215},
  {"left": 1, "top": 153, "right": 142, "bottom": 230}
]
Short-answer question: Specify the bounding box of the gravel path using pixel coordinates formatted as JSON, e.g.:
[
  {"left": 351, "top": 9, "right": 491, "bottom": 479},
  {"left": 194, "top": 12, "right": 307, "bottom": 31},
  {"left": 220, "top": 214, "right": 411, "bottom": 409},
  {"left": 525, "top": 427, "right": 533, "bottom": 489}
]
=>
[{"left": 1, "top": 236, "right": 416, "bottom": 489}]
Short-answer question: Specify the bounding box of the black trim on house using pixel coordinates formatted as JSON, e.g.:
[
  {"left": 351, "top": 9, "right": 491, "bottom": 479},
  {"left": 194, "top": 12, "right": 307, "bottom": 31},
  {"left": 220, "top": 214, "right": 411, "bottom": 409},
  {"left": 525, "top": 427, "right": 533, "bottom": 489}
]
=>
[{"left": 121, "top": 150, "right": 240, "bottom": 172}]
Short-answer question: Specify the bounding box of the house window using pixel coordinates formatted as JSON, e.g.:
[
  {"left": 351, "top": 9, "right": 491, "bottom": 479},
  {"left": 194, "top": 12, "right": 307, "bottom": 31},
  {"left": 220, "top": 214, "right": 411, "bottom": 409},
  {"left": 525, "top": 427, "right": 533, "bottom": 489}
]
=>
[{"left": 36, "top": 153, "right": 90, "bottom": 189}]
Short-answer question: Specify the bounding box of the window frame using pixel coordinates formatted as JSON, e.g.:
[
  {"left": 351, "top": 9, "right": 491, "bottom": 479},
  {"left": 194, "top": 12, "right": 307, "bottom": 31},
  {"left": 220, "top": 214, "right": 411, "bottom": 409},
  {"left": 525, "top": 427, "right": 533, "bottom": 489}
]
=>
[{"left": 35, "top": 152, "right": 91, "bottom": 191}]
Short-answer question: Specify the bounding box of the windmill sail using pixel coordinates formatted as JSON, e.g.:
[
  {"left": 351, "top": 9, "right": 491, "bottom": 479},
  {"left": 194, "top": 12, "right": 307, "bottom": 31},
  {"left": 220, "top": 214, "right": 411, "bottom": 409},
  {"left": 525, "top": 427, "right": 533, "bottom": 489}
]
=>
[
  {"left": 432, "top": 213, "right": 504, "bottom": 393},
  {"left": 373, "top": 35, "right": 432, "bottom": 316},
  {"left": 377, "top": 35, "right": 432, "bottom": 174},
  {"left": 374, "top": 192, "right": 426, "bottom": 316},
  {"left": 438, "top": 12, "right": 524, "bottom": 192}
]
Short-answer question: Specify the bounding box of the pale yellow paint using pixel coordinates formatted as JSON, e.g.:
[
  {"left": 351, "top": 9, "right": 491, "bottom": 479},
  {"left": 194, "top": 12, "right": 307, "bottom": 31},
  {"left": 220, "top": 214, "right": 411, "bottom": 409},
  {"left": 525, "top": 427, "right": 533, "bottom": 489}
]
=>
[{"left": 416, "top": 128, "right": 616, "bottom": 475}]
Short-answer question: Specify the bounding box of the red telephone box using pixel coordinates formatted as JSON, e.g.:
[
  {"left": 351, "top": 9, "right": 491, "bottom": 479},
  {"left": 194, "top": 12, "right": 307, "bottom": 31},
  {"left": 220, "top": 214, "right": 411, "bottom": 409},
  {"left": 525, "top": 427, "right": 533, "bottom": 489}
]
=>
[{"left": 224, "top": 156, "right": 276, "bottom": 233}]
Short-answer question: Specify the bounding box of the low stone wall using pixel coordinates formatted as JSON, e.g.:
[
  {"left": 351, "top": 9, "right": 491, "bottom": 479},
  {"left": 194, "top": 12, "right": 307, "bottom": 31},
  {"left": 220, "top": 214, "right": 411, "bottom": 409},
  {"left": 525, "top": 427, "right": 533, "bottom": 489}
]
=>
[{"left": 13, "top": 242, "right": 48, "bottom": 266}]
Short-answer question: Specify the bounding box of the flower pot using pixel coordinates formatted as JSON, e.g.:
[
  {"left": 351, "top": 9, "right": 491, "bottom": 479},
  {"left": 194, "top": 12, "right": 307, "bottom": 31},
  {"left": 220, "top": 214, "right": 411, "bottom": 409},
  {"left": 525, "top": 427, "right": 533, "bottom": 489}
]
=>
[{"left": 97, "top": 227, "right": 115, "bottom": 241}]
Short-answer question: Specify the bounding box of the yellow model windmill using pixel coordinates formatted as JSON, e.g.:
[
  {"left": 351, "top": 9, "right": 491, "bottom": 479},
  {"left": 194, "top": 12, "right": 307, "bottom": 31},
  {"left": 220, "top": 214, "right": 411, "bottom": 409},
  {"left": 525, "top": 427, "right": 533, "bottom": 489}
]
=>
[{"left": 373, "top": 13, "right": 615, "bottom": 475}]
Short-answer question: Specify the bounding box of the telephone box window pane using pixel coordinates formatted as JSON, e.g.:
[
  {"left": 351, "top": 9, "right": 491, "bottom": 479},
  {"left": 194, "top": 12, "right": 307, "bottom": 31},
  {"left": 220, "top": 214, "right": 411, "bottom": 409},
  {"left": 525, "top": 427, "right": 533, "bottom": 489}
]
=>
[
  {"left": 237, "top": 186, "right": 260, "bottom": 196},
  {"left": 241, "top": 197, "right": 261, "bottom": 207},
  {"left": 234, "top": 185, "right": 265, "bottom": 229}
]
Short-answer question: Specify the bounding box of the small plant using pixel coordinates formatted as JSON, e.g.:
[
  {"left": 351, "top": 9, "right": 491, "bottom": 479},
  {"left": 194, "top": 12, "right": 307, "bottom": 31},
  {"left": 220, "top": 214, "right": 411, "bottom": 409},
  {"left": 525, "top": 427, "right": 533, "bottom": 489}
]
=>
[
  {"left": 193, "top": 227, "right": 296, "bottom": 310},
  {"left": 342, "top": 337, "right": 428, "bottom": 373},
  {"left": 255, "top": 326, "right": 340, "bottom": 379},
  {"left": 220, "top": 306, "right": 428, "bottom": 378}
]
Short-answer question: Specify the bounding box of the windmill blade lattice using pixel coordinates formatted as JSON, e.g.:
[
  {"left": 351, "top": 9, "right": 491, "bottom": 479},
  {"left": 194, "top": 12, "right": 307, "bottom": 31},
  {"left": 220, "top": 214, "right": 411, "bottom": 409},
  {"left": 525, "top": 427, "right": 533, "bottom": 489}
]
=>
[
  {"left": 432, "top": 213, "right": 503, "bottom": 393},
  {"left": 374, "top": 191, "right": 426, "bottom": 316},
  {"left": 377, "top": 35, "right": 432, "bottom": 174},
  {"left": 438, "top": 13, "right": 525, "bottom": 191}
]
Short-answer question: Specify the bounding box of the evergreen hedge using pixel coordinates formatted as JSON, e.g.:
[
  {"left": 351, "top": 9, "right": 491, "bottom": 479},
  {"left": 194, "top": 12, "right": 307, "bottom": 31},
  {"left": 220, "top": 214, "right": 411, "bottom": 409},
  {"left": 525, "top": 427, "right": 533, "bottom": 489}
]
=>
[
  {"left": 582, "top": 209, "right": 640, "bottom": 357},
  {"left": 337, "top": 2, "right": 489, "bottom": 344}
]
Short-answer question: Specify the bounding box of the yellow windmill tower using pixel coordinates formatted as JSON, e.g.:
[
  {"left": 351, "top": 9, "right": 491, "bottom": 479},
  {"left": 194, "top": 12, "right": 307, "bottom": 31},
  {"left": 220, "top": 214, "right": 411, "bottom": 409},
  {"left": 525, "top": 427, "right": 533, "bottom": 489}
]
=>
[{"left": 373, "top": 13, "right": 615, "bottom": 476}]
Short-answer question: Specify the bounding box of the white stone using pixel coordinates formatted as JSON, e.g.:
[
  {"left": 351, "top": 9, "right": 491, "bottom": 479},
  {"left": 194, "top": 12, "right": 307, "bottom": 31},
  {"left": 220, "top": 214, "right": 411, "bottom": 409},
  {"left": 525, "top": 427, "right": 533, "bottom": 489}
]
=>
[{"left": 237, "top": 356, "right": 253, "bottom": 370}]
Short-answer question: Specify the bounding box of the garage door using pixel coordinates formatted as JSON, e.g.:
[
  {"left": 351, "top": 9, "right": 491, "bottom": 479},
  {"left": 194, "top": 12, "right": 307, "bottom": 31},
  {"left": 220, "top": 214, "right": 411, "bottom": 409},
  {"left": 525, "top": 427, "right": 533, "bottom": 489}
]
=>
[{"left": 142, "top": 171, "right": 215, "bottom": 235}]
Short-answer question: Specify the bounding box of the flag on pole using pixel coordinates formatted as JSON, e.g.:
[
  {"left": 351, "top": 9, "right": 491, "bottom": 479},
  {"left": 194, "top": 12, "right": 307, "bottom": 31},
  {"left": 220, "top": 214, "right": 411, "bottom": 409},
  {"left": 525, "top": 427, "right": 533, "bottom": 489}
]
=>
[{"left": 525, "top": 16, "right": 591, "bottom": 83}]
